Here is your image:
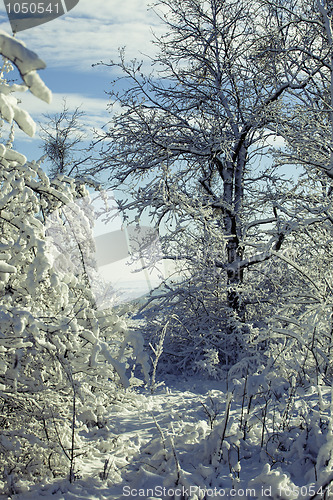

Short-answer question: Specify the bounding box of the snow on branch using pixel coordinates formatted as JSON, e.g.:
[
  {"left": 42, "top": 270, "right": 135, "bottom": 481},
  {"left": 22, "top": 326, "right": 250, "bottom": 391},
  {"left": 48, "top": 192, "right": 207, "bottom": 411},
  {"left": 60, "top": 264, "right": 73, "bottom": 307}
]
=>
[
  {"left": 0, "top": 30, "right": 51, "bottom": 137},
  {"left": 0, "top": 30, "right": 46, "bottom": 76}
]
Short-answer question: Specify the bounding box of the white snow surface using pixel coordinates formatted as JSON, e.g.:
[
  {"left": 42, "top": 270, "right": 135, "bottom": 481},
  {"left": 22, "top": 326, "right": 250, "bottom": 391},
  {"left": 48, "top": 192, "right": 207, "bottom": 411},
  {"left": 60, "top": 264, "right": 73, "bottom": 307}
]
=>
[
  {"left": 23, "top": 70, "right": 52, "bottom": 104},
  {"left": 0, "top": 30, "right": 46, "bottom": 77},
  {"left": 6, "top": 376, "right": 331, "bottom": 500},
  {"left": 0, "top": 93, "right": 36, "bottom": 136},
  {"left": 0, "top": 143, "right": 26, "bottom": 165},
  {"left": 0, "top": 30, "right": 51, "bottom": 137},
  {"left": 0, "top": 260, "right": 16, "bottom": 273}
]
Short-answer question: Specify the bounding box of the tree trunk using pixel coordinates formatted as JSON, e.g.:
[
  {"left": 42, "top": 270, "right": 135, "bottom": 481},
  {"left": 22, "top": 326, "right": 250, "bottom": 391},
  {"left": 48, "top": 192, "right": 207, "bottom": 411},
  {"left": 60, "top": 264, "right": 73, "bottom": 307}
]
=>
[{"left": 221, "top": 145, "right": 247, "bottom": 312}]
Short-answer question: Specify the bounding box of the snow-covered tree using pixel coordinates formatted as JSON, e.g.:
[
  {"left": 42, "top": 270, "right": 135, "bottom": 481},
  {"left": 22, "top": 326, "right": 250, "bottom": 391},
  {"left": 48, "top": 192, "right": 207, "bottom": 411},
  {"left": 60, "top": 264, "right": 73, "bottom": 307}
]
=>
[
  {"left": 254, "top": 0, "right": 333, "bottom": 381},
  {"left": 39, "top": 100, "right": 92, "bottom": 178},
  {"left": 0, "top": 31, "right": 149, "bottom": 494},
  {"left": 272, "top": 0, "right": 333, "bottom": 181},
  {"left": 88, "top": 0, "right": 328, "bottom": 368}
]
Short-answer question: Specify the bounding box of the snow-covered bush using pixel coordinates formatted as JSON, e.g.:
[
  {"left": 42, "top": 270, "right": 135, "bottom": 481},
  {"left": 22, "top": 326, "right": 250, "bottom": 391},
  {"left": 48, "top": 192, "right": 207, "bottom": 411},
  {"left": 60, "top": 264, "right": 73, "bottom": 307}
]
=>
[
  {"left": 0, "top": 31, "right": 149, "bottom": 494},
  {"left": 137, "top": 259, "right": 265, "bottom": 379}
]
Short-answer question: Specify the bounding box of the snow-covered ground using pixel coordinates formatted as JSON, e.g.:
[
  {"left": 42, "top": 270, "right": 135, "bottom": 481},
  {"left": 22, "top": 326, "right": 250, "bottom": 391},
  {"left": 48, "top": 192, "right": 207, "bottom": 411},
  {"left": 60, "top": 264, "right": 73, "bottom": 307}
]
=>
[{"left": 7, "top": 375, "right": 333, "bottom": 500}]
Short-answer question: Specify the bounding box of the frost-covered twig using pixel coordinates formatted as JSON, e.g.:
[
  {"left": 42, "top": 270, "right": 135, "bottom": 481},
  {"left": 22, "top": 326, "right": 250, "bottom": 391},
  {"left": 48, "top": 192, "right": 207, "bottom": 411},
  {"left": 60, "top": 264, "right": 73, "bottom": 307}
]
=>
[
  {"left": 218, "top": 393, "right": 232, "bottom": 462},
  {"left": 261, "top": 398, "right": 269, "bottom": 449},
  {"left": 99, "top": 457, "right": 114, "bottom": 481},
  {"left": 149, "top": 318, "right": 169, "bottom": 394},
  {"left": 169, "top": 434, "right": 181, "bottom": 486},
  {"left": 240, "top": 367, "right": 249, "bottom": 438},
  {"left": 200, "top": 397, "right": 221, "bottom": 430},
  {"left": 151, "top": 413, "right": 167, "bottom": 460}
]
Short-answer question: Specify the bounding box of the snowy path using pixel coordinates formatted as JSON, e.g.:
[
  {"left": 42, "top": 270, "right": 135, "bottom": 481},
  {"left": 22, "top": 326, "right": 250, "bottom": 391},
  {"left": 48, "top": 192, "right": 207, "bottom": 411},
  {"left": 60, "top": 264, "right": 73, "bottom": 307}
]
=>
[
  {"left": 99, "top": 378, "right": 227, "bottom": 499},
  {"left": 13, "top": 377, "right": 227, "bottom": 500},
  {"left": 9, "top": 376, "right": 322, "bottom": 500}
]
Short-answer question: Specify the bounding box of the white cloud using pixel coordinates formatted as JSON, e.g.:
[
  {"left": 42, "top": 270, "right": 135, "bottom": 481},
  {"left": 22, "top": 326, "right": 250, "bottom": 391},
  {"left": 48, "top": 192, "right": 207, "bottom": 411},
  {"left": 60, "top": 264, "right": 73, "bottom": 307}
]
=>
[
  {"left": 74, "top": 0, "right": 157, "bottom": 24},
  {"left": 0, "top": 0, "right": 164, "bottom": 138},
  {"left": 21, "top": 91, "right": 108, "bottom": 120},
  {"left": 11, "top": 91, "right": 109, "bottom": 145},
  {"left": 0, "top": 0, "right": 164, "bottom": 171},
  {"left": 0, "top": 0, "right": 163, "bottom": 72}
]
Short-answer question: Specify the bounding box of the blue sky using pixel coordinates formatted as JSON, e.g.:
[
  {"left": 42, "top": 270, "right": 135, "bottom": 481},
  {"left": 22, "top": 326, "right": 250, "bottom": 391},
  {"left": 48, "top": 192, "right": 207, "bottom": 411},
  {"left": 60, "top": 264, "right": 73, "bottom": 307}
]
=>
[{"left": 0, "top": 0, "right": 162, "bottom": 158}]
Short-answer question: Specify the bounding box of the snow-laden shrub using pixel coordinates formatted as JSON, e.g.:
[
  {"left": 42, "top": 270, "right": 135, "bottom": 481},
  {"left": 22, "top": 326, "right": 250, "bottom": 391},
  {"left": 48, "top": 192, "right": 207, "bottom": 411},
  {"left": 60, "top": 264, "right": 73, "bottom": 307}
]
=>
[
  {"left": 231, "top": 224, "right": 333, "bottom": 492},
  {"left": 225, "top": 352, "right": 333, "bottom": 497},
  {"left": 137, "top": 264, "right": 262, "bottom": 378},
  {"left": 249, "top": 464, "right": 299, "bottom": 500},
  {"left": 0, "top": 32, "right": 149, "bottom": 494}
]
